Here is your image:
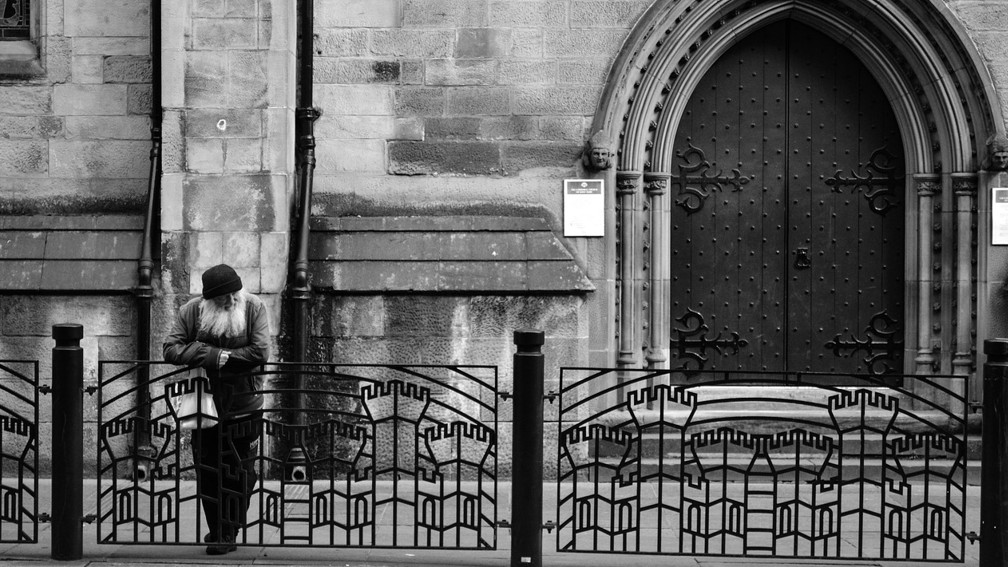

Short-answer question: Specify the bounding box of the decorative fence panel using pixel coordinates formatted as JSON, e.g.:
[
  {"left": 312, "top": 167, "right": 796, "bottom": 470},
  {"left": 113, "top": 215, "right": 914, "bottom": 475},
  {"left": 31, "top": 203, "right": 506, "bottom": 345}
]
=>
[
  {"left": 556, "top": 369, "right": 968, "bottom": 562},
  {"left": 96, "top": 362, "right": 498, "bottom": 549},
  {"left": 0, "top": 360, "right": 40, "bottom": 544}
]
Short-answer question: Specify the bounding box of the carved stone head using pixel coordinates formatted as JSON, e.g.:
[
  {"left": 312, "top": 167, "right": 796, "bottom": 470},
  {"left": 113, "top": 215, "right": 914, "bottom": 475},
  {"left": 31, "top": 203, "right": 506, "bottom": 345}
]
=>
[
  {"left": 583, "top": 130, "right": 615, "bottom": 171},
  {"left": 988, "top": 133, "right": 1008, "bottom": 171}
]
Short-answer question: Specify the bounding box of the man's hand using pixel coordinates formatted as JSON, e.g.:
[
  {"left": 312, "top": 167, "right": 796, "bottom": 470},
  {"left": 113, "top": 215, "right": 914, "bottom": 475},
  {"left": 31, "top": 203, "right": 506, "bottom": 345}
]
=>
[{"left": 218, "top": 350, "right": 231, "bottom": 368}]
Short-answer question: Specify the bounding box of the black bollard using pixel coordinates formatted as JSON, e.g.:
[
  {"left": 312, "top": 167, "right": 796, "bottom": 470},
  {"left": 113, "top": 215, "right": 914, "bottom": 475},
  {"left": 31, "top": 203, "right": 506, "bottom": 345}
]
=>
[
  {"left": 511, "top": 330, "right": 544, "bottom": 567},
  {"left": 51, "top": 324, "right": 84, "bottom": 560}
]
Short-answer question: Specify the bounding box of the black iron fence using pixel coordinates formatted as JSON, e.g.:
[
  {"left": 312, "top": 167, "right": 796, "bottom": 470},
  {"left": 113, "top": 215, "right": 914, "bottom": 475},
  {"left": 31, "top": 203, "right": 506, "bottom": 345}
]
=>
[
  {"left": 16, "top": 326, "right": 1008, "bottom": 566},
  {"left": 0, "top": 359, "right": 40, "bottom": 544},
  {"left": 556, "top": 368, "right": 969, "bottom": 562},
  {"left": 95, "top": 360, "right": 499, "bottom": 549}
]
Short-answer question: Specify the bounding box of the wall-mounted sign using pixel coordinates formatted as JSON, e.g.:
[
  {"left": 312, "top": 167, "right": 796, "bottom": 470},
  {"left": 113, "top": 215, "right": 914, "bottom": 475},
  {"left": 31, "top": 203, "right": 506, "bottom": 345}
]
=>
[
  {"left": 563, "top": 179, "right": 604, "bottom": 237},
  {"left": 994, "top": 188, "right": 1008, "bottom": 245}
]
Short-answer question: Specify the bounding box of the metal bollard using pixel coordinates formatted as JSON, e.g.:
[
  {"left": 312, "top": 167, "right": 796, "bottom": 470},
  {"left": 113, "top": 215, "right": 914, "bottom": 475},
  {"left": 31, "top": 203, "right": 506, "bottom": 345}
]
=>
[
  {"left": 51, "top": 324, "right": 84, "bottom": 560},
  {"left": 511, "top": 330, "right": 544, "bottom": 567}
]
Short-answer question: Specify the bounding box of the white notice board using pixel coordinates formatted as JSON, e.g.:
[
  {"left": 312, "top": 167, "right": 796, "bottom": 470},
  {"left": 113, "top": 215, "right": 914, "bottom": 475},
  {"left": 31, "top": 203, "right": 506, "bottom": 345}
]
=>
[
  {"left": 994, "top": 188, "right": 1008, "bottom": 245},
  {"left": 563, "top": 179, "right": 604, "bottom": 237}
]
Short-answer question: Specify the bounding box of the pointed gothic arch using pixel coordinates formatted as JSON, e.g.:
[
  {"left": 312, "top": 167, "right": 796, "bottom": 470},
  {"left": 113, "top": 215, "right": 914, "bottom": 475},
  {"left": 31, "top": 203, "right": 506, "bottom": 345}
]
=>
[{"left": 593, "top": 0, "right": 1003, "bottom": 375}]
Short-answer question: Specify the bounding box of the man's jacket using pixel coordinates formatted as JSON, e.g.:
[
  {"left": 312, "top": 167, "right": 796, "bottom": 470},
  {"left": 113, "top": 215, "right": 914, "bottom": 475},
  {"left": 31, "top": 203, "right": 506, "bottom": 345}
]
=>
[{"left": 163, "top": 293, "right": 270, "bottom": 417}]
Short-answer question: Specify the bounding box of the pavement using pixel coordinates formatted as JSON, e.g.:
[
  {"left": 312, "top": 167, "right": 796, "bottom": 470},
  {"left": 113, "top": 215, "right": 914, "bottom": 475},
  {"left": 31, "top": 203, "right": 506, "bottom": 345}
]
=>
[{"left": 0, "top": 480, "right": 985, "bottom": 567}]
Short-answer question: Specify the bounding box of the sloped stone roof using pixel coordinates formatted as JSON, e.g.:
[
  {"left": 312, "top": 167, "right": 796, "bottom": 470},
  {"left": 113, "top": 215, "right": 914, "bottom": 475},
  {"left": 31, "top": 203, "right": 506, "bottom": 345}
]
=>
[
  {"left": 308, "top": 216, "right": 594, "bottom": 293},
  {"left": 0, "top": 215, "right": 142, "bottom": 291}
]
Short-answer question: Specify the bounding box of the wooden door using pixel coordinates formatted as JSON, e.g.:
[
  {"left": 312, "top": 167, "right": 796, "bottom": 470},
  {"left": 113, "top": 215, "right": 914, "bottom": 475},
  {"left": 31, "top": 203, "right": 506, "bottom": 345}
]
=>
[{"left": 668, "top": 20, "right": 905, "bottom": 375}]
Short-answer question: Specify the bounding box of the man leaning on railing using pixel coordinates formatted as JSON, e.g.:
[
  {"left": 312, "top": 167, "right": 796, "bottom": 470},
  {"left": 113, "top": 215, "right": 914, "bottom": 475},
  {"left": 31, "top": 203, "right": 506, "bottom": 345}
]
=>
[{"left": 163, "top": 263, "right": 270, "bottom": 555}]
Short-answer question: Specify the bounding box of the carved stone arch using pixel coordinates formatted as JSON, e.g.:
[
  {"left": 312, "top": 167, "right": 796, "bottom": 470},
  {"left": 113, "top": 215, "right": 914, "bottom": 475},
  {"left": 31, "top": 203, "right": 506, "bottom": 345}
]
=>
[{"left": 594, "top": 0, "right": 1003, "bottom": 372}]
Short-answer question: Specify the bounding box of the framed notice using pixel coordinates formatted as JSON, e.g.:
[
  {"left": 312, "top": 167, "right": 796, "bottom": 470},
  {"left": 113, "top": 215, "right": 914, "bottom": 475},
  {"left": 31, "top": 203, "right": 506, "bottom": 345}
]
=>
[
  {"left": 994, "top": 188, "right": 1008, "bottom": 245},
  {"left": 563, "top": 179, "right": 604, "bottom": 237}
]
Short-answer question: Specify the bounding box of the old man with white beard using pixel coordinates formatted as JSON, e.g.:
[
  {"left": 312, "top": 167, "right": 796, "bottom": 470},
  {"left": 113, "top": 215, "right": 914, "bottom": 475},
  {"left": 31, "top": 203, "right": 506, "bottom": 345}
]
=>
[{"left": 163, "top": 263, "right": 270, "bottom": 555}]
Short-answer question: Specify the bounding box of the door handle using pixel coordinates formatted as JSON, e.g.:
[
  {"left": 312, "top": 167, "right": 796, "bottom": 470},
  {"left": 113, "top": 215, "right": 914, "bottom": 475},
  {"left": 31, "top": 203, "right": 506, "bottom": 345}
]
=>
[{"left": 794, "top": 247, "right": 811, "bottom": 270}]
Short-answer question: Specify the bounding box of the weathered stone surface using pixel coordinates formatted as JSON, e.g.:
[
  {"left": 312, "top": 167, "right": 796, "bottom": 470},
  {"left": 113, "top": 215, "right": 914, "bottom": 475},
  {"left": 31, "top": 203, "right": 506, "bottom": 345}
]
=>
[
  {"left": 370, "top": 30, "right": 455, "bottom": 58},
  {"left": 0, "top": 260, "right": 42, "bottom": 289},
  {"left": 192, "top": 18, "right": 258, "bottom": 50},
  {"left": 46, "top": 141, "right": 147, "bottom": 179},
  {"left": 394, "top": 87, "right": 446, "bottom": 116},
  {"left": 513, "top": 86, "right": 599, "bottom": 115},
  {"left": 260, "top": 231, "right": 287, "bottom": 293},
  {"left": 1, "top": 295, "right": 135, "bottom": 336},
  {"left": 223, "top": 138, "right": 264, "bottom": 173},
  {"left": 185, "top": 109, "right": 263, "bottom": 138},
  {"left": 189, "top": 231, "right": 223, "bottom": 269},
  {"left": 317, "top": 84, "right": 394, "bottom": 115},
  {"left": 72, "top": 55, "right": 104, "bottom": 84},
  {"left": 2, "top": 87, "right": 51, "bottom": 115},
  {"left": 314, "top": 58, "right": 402, "bottom": 84},
  {"left": 0, "top": 232, "right": 45, "bottom": 258},
  {"left": 185, "top": 52, "right": 228, "bottom": 108},
  {"left": 499, "top": 60, "right": 555, "bottom": 85},
  {"left": 570, "top": 0, "right": 650, "bottom": 27},
  {"left": 953, "top": 2, "right": 1008, "bottom": 31},
  {"left": 314, "top": 29, "right": 370, "bottom": 57},
  {"left": 183, "top": 174, "right": 277, "bottom": 231},
  {"left": 455, "top": 28, "right": 510, "bottom": 58},
  {"left": 556, "top": 59, "right": 611, "bottom": 84},
  {"left": 387, "top": 141, "right": 501, "bottom": 175},
  {"left": 186, "top": 138, "right": 225, "bottom": 173},
  {"left": 543, "top": 29, "right": 627, "bottom": 57},
  {"left": 425, "top": 117, "right": 482, "bottom": 140},
  {"left": 402, "top": 0, "right": 489, "bottom": 27},
  {"left": 477, "top": 115, "right": 539, "bottom": 140},
  {"left": 41, "top": 231, "right": 142, "bottom": 259},
  {"left": 0, "top": 141, "right": 48, "bottom": 176},
  {"left": 501, "top": 141, "right": 582, "bottom": 171},
  {"left": 127, "top": 84, "right": 153, "bottom": 115},
  {"left": 489, "top": 1, "right": 567, "bottom": 26},
  {"left": 222, "top": 232, "right": 260, "bottom": 268},
  {"left": 316, "top": 139, "right": 386, "bottom": 173},
  {"left": 509, "top": 29, "right": 543, "bottom": 58},
  {"left": 53, "top": 84, "right": 128, "bottom": 116},
  {"left": 448, "top": 87, "right": 510, "bottom": 115},
  {"left": 65, "top": 0, "right": 149, "bottom": 37},
  {"left": 316, "top": 115, "right": 395, "bottom": 139},
  {"left": 0, "top": 116, "right": 63, "bottom": 140},
  {"left": 228, "top": 51, "right": 269, "bottom": 108},
  {"left": 426, "top": 59, "right": 497, "bottom": 86},
  {"left": 65, "top": 116, "right": 150, "bottom": 140},
  {"left": 73, "top": 37, "right": 150, "bottom": 56},
  {"left": 316, "top": 0, "right": 400, "bottom": 28},
  {"left": 539, "top": 116, "right": 586, "bottom": 141},
  {"left": 103, "top": 55, "right": 153, "bottom": 83}
]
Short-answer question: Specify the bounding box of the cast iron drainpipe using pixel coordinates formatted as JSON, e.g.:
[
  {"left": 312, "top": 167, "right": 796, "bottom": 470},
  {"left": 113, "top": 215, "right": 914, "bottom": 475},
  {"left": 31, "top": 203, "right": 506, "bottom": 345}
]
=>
[
  {"left": 133, "top": 0, "right": 162, "bottom": 482},
  {"left": 286, "top": 0, "right": 320, "bottom": 482}
]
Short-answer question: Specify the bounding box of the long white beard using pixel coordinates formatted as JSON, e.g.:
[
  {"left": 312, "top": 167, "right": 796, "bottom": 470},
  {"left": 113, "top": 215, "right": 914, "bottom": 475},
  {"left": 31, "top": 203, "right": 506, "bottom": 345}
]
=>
[{"left": 199, "top": 291, "right": 248, "bottom": 339}]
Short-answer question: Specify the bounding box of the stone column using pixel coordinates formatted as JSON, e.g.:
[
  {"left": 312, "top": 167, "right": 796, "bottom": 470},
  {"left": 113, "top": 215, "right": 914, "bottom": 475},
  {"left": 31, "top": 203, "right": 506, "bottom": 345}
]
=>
[
  {"left": 915, "top": 174, "right": 940, "bottom": 374},
  {"left": 160, "top": 0, "right": 296, "bottom": 332},
  {"left": 616, "top": 171, "right": 641, "bottom": 367},
  {"left": 644, "top": 172, "right": 669, "bottom": 369},
  {"left": 953, "top": 173, "right": 977, "bottom": 375}
]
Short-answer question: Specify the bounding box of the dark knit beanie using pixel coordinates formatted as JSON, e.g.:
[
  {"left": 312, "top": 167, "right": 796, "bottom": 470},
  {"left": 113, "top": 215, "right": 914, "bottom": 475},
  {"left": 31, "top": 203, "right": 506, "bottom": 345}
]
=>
[{"left": 202, "top": 264, "right": 243, "bottom": 299}]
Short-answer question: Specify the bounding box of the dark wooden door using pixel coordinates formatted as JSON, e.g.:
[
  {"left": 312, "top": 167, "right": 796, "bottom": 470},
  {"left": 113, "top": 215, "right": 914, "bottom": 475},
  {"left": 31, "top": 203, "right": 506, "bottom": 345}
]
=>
[{"left": 668, "top": 20, "right": 905, "bottom": 375}]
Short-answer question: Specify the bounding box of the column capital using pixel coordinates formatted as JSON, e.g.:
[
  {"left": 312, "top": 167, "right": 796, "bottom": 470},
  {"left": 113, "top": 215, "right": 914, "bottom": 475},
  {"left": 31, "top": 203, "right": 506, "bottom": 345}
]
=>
[
  {"left": 643, "top": 172, "right": 670, "bottom": 195},
  {"left": 951, "top": 172, "right": 978, "bottom": 196},
  {"left": 616, "top": 170, "right": 642, "bottom": 194},
  {"left": 913, "top": 173, "right": 941, "bottom": 196}
]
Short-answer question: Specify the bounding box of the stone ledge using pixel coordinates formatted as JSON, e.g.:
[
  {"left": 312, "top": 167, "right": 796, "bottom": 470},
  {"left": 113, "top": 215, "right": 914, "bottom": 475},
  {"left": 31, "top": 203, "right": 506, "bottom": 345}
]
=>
[
  {"left": 308, "top": 215, "right": 594, "bottom": 294},
  {"left": 0, "top": 215, "right": 144, "bottom": 291}
]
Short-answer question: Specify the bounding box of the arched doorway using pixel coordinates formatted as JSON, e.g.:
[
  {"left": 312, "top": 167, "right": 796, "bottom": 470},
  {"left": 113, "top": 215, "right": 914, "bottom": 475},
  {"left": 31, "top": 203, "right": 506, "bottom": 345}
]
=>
[{"left": 668, "top": 20, "right": 905, "bottom": 374}]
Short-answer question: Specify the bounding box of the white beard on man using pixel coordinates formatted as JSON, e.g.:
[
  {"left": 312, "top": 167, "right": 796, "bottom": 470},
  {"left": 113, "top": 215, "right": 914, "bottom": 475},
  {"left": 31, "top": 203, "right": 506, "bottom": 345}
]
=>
[{"left": 198, "top": 290, "right": 248, "bottom": 339}]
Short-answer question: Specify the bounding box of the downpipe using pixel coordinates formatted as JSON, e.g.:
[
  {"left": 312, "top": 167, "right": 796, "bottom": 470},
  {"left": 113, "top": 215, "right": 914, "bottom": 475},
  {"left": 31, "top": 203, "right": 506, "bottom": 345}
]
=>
[{"left": 133, "top": 0, "right": 162, "bottom": 483}]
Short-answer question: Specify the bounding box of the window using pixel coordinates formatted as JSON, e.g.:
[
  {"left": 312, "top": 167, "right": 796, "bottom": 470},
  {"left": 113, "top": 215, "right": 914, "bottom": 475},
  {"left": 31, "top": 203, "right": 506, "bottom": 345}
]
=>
[
  {"left": 1, "top": 0, "right": 30, "bottom": 40},
  {"left": 0, "top": 0, "right": 41, "bottom": 77}
]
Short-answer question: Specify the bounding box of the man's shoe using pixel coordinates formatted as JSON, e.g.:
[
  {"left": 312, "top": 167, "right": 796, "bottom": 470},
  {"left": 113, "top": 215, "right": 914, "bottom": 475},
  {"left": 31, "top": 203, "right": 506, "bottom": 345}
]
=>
[{"left": 205, "top": 534, "right": 236, "bottom": 555}]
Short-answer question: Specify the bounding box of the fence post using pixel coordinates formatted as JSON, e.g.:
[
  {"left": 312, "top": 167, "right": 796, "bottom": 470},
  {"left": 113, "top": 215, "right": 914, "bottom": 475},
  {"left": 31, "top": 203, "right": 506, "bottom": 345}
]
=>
[
  {"left": 51, "top": 324, "right": 84, "bottom": 561},
  {"left": 982, "top": 338, "right": 1008, "bottom": 565},
  {"left": 511, "top": 329, "right": 545, "bottom": 567}
]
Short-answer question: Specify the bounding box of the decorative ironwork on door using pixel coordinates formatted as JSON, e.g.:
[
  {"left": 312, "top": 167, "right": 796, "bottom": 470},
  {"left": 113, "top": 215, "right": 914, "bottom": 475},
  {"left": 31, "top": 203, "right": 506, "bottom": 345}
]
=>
[{"left": 668, "top": 20, "right": 905, "bottom": 375}]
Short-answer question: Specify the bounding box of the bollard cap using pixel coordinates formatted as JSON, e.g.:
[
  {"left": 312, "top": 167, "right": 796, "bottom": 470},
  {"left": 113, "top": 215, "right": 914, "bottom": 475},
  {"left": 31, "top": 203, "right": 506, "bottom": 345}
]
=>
[
  {"left": 52, "top": 324, "right": 84, "bottom": 342},
  {"left": 985, "top": 339, "right": 1008, "bottom": 357},
  {"left": 513, "top": 329, "right": 545, "bottom": 346}
]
